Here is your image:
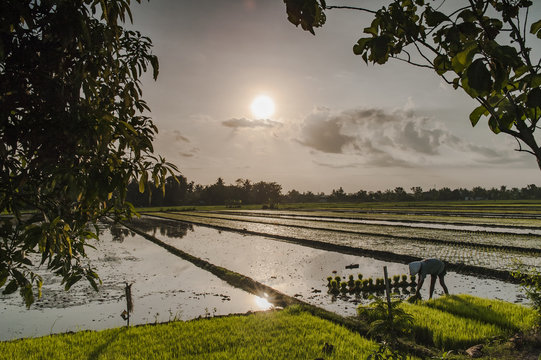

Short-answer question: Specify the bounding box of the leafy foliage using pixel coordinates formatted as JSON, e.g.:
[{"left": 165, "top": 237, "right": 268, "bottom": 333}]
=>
[
  {"left": 283, "top": 0, "right": 541, "bottom": 169},
  {"left": 0, "top": 0, "right": 177, "bottom": 307},
  {"left": 357, "top": 296, "right": 414, "bottom": 344}
]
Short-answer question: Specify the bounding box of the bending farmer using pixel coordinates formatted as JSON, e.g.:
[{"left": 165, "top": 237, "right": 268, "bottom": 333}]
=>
[{"left": 408, "top": 258, "right": 449, "bottom": 299}]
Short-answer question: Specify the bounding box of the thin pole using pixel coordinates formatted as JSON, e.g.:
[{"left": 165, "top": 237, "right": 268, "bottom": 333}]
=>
[
  {"left": 383, "top": 266, "right": 392, "bottom": 320},
  {"left": 125, "top": 282, "right": 133, "bottom": 327}
]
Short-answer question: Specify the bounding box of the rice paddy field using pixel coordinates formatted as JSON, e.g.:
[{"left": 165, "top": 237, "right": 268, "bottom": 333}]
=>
[
  {"left": 147, "top": 206, "right": 541, "bottom": 274},
  {"left": 2, "top": 201, "right": 540, "bottom": 359}
]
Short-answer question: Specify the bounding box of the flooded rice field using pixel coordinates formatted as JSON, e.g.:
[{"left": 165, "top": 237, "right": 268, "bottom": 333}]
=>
[
  {"left": 225, "top": 212, "right": 541, "bottom": 235},
  {"left": 129, "top": 217, "right": 528, "bottom": 315},
  {"left": 152, "top": 213, "right": 541, "bottom": 272},
  {"left": 175, "top": 212, "right": 541, "bottom": 248},
  {"left": 0, "top": 222, "right": 268, "bottom": 341},
  {"left": 1, "top": 209, "right": 535, "bottom": 341},
  {"left": 236, "top": 209, "right": 541, "bottom": 224}
]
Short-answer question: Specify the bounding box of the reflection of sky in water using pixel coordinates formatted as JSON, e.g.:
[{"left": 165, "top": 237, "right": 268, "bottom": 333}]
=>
[{"left": 142, "top": 217, "right": 529, "bottom": 318}]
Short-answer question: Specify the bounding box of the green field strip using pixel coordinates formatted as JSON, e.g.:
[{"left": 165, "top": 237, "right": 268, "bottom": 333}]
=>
[
  {"left": 400, "top": 295, "right": 539, "bottom": 350},
  {"left": 213, "top": 209, "right": 541, "bottom": 229}
]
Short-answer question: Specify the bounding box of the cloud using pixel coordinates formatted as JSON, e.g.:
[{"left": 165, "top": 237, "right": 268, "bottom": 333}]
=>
[
  {"left": 297, "top": 111, "right": 356, "bottom": 153},
  {"left": 222, "top": 117, "right": 282, "bottom": 129},
  {"left": 172, "top": 130, "right": 190, "bottom": 143},
  {"left": 179, "top": 152, "right": 195, "bottom": 158},
  {"left": 297, "top": 107, "right": 521, "bottom": 167}
]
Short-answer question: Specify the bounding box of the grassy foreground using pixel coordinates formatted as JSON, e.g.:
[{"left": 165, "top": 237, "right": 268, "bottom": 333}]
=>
[
  {"left": 0, "top": 307, "right": 396, "bottom": 360},
  {"left": 402, "top": 295, "right": 539, "bottom": 350},
  {"left": 1, "top": 296, "right": 538, "bottom": 359}
]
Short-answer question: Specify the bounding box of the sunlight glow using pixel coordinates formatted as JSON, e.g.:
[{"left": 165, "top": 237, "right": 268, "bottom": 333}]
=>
[
  {"left": 254, "top": 293, "right": 274, "bottom": 310},
  {"left": 250, "top": 95, "right": 275, "bottom": 119}
]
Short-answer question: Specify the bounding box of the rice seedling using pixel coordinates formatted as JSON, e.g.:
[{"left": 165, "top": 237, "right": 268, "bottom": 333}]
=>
[
  {"left": 362, "top": 279, "right": 370, "bottom": 291},
  {"left": 401, "top": 275, "right": 408, "bottom": 286},
  {"left": 340, "top": 282, "right": 348, "bottom": 295},
  {"left": 422, "top": 295, "right": 539, "bottom": 331},
  {"left": 329, "top": 280, "right": 339, "bottom": 295},
  {"left": 348, "top": 275, "right": 355, "bottom": 288},
  {"left": 368, "top": 278, "right": 374, "bottom": 290},
  {"left": 354, "top": 280, "right": 362, "bottom": 294},
  {"left": 400, "top": 295, "right": 539, "bottom": 350},
  {"left": 401, "top": 302, "right": 504, "bottom": 350}
]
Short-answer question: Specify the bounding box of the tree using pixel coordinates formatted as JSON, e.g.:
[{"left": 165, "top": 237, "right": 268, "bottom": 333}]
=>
[
  {"left": 0, "top": 0, "right": 177, "bottom": 307},
  {"left": 283, "top": 0, "right": 541, "bottom": 170}
]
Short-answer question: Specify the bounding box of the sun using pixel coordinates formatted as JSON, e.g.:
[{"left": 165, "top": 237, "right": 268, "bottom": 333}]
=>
[{"left": 250, "top": 95, "right": 275, "bottom": 119}]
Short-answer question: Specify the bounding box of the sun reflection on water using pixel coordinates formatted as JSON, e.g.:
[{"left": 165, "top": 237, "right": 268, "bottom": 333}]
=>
[{"left": 254, "top": 293, "right": 274, "bottom": 310}]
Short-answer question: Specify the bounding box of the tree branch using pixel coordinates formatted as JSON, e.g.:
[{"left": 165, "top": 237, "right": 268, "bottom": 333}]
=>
[
  {"left": 326, "top": 5, "right": 377, "bottom": 14},
  {"left": 511, "top": 135, "right": 536, "bottom": 156},
  {"left": 393, "top": 55, "right": 435, "bottom": 70}
]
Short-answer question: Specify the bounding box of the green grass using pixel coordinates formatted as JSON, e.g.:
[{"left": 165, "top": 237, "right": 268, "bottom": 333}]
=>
[
  {"left": 401, "top": 295, "right": 539, "bottom": 350},
  {"left": 422, "top": 294, "right": 538, "bottom": 331},
  {"left": 1, "top": 297, "right": 537, "bottom": 359},
  {"left": 0, "top": 307, "right": 407, "bottom": 360}
]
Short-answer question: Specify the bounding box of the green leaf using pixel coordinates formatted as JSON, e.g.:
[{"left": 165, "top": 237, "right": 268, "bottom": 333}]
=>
[
  {"left": 433, "top": 55, "right": 451, "bottom": 75},
  {"left": 466, "top": 59, "right": 493, "bottom": 95},
  {"left": 0, "top": 270, "right": 8, "bottom": 288},
  {"left": 456, "top": 42, "right": 477, "bottom": 67},
  {"left": 22, "top": 284, "right": 34, "bottom": 308},
  {"left": 490, "top": 45, "right": 521, "bottom": 68},
  {"left": 138, "top": 172, "right": 147, "bottom": 193},
  {"left": 469, "top": 105, "right": 487, "bottom": 127},
  {"left": 64, "top": 275, "right": 82, "bottom": 291},
  {"left": 371, "top": 36, "right": 391, "bottom": 64},
  {"left": 526, "top": 87, "right": 541, "bottom": 108},
  {"left": 530, "top": 19, "right": 541, "bottom": 37},
  {"left": 424, "top": 8, "right": 447, "bottom": 27},
  {"left": 531, "top": 74, "right": 541, "bottom": 88},
  {"left": 353, "top": 38, "right": 370, "bottom": 55},
  {"left": 364, "top": 18, "right": 380, "bottom": 36},
  {"left": 458, "top": 9, "right": 475, "bottom": 22},
  {"left": 3, "top": 280, "right": 18, "bottom": 295},
  {"left": 488, "top": 116, "right": 501, "bottom": 134}
]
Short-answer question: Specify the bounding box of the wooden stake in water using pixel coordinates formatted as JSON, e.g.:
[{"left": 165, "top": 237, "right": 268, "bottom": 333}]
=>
[
  {"left": 383, "top": 266, "right": 392, "bottom": 320},
  {"left": 125, "top": 282, "right": 133, "bottom": 327}
]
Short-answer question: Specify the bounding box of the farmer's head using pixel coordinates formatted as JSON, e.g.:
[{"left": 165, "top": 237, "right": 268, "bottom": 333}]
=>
[{"left": 409, "top": 261, "right": 422, "bottom": 276}]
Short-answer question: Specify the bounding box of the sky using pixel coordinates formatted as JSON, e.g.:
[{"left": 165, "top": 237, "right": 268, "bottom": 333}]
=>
[{"left": 129, "top": 0, "right": 540, "bottom": 193}]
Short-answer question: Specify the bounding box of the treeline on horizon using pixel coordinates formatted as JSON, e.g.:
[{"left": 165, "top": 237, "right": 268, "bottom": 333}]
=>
[{"left": 126, "top": 175, "right": 541, "bottom": 207}]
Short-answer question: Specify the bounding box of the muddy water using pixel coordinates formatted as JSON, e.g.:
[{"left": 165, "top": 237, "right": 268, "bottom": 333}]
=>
[
  {"left": 132, "top": 217, "right": 528, "bottom": 318},
  {"left": 0, "top": 223, "right": 268, "bottom": 341}
]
